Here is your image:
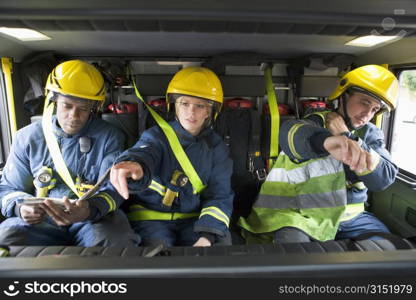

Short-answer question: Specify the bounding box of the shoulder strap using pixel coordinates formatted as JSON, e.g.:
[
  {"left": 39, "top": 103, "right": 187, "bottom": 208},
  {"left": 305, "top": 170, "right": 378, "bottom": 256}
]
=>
[
  {"left": 42, "top": 97, "right": 81, "bottom": 197},
  {"left": 132, "top": 77, "right": 206, "bottom": 193},
  {"left": 264, "top": 66, "right": 280, "bottom": 167},
  {"left": 137, "top": 100, "right": 148, "bottom": 136},
  {"left": 248, "top": 109, "right": 266, "bottom": 180}
]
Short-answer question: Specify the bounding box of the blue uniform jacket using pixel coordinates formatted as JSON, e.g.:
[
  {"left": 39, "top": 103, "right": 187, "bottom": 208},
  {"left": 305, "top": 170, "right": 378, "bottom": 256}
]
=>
[
  {"left": 0, "top": 116, "right": 125, "bottom": 221},
  {"left": 279, "top": 112, "right": 398, "bottom": 205},
  {"left": 116, "top": 120, "right": 234, "bottom": 237}
]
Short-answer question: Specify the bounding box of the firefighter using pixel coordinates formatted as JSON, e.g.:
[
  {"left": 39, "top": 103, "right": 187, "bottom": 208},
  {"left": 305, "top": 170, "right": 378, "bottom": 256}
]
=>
[
  {"left": 0, "top": 60, "right": 138, "bottom": 246},
  {"left": 110, "top": 67, "right": 234, "bottom": 247},
  {"left": 239, "top": 65, "right": 399, "bottom": 243}
]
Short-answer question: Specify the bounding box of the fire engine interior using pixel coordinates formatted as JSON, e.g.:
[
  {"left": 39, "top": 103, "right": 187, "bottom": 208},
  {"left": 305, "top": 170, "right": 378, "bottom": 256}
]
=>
[{"left": 0, "top": 1, "right": 415, "bottom": 278}]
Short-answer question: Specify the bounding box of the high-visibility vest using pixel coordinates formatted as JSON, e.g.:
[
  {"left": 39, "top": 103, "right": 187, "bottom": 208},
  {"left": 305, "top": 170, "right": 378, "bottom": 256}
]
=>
[
  {"left": 239, "top": 111, "right": 369, "bottom": 241},
  {"left": 239, "top": 152, "right": 348, "bottom": 241},
  {"left": 312, "top": 111, "right": 367, "bottom": 222}
]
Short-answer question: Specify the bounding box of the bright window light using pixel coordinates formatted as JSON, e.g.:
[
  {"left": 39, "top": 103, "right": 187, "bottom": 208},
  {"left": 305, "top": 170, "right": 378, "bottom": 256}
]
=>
[
  {"left": 345, "top": 35, "right": 399, "bottom": 47},
  {"left": 0, "top": 27, "right": 51, "bottom": 41}
]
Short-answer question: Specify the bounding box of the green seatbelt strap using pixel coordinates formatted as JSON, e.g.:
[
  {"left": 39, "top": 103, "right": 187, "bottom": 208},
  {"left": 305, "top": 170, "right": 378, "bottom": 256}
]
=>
[
  {"left": 264, "top": 66, "right": 280, "bottom": 167},
  {"left": 42, "top": 95, "right": 81, "bottom": 197},
  {"left": 1, "top": 57, "right": 17, "bottom": 138},
  {"left": 131, "top": 77, "right": 206, "bottom": 194}
]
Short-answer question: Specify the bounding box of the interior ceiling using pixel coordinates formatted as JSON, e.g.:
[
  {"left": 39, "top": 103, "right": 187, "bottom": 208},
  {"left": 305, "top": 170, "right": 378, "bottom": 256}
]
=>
[{"left": 0, "top": 0, "right": 416, "bottom": 62}]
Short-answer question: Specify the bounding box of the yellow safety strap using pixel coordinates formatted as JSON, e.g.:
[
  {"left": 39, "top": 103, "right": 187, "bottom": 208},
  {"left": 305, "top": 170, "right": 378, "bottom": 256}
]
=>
[
  {"left": 131, "top": 75, "right": 206, "bottom": 194},
  {"left": 264, "top": 66, "right": 280, "bottom": 167},
  {"left": 42, "top": 98, "right": 81, "bottom": 197},
  {"left": 149, "top": 180, "right": 166, "bottom": 196},
  {"left": 1, "top": 57, "right": 17, "bottom": 139},
  {"left": 373, "top": 64, "right": 388, "bottom": 129},
  {"left": 374, "top": 114, "right": 382, "bottom": 129},
  {"left": 127, "top": 204, "right": 199, "bottom": 221},
  {"left": 75, "top": 176, "right": 95, "bottom": 196}
]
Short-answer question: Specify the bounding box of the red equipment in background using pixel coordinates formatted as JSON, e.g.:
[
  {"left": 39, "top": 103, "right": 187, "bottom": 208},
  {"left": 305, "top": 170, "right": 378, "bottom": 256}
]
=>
[
  {"left": 301, "top": 100, "right": 326, "bottom": 110},
  {"left": 225, "top": 98, "right": 254, "bottom": 109},
  {"left": 262, "top": 103, "right": 291, "bottom": 115},
  {"left": 107, "top": 102, "right": 138, "bottom": 114}
]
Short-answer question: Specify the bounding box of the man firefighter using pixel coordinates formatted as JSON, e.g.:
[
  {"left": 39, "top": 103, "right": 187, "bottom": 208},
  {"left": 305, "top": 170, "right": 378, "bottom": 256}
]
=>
[
  {"left": 0, "top": 60, "right": 138, "bottom": 246},
  {"left": 239, "top": 65, "right": 399, "bottom": 243}
]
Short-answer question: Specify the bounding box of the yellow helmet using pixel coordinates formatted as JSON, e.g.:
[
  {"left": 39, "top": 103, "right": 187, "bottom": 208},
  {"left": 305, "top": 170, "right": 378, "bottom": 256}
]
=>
[
  {"left": 45, "top": 60, "right": 105, "bottom": 101},
  {"left": 328, "top": 65, "right": 398, "bottom": 113},
  {"left": 166, "top": 67, "right": 223, "bottom": 104}
]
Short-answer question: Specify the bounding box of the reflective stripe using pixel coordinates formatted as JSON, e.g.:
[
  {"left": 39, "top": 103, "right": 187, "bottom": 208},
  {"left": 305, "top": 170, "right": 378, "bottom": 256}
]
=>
[
  {"left": 127, "top": 204, "right": 199, "bottom": 221},
  {"left": 200, "top": 206, "right": 230, "bottom": 227},
  {"left": 288, "top": 123, "right": 304, "bottom": 160},
  {"left": 306, "top": 111, "right": 329, "bottom": 127},
  {"left": 356, "top": 148, "right": 381, "bottom": 176},
  {"left": 1, "top": 191, "right": 30, "bottom": 208},
  {"left": 267, "top": 155, "right": 345, "bottom": 183},
  {"left": 256, "top": 189, "right": 347, "bottom": 210},
  {"left": 148, "top": 180, "right": 166, "bottom": 196},
  {"left": 242, "top": 150, "right": 347, "bottom": 241},
  {"left": 257, "top": 155, "right": 346, "bottom": 208},
  {"left": 96, "top": 192, "right": 116, "bottom": 212},
  {"left": 340, "top": 203, "right": 365, "bottom": 222}
]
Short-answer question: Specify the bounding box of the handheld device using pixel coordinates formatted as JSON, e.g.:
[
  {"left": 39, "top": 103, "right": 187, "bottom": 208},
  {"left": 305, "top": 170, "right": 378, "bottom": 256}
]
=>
[{"left": 18, "top": 167, "right": 112, "bottom": 206}]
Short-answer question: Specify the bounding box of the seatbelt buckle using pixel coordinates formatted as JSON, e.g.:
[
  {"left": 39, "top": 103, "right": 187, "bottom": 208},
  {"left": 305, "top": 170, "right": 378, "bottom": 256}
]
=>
[
  {"left": 78, "top": 183, "right": 95, "bottom": 196},
  {"left": 75, "top": 176, "right": 95, "bottom": 196},
  {"left": 255, "top": 168, "right": 267, "bottom": 181},
  {"left": 247, "top": 155, "right": 254, "bottom": 172},
  {"left": 224, "top": 135, "right": 231, "bottom": 147}
]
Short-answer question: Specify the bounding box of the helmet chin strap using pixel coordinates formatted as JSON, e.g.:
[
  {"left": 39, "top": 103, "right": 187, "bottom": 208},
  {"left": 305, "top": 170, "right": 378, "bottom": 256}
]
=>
[{"left": 338, "top": 93, "right": 364, "bottom": 131}]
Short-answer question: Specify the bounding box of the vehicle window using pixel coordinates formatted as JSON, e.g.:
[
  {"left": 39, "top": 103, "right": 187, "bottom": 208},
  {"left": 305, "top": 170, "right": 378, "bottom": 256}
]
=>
[{"left": 390, "top": 70, "right": 416, "bottom": 175}]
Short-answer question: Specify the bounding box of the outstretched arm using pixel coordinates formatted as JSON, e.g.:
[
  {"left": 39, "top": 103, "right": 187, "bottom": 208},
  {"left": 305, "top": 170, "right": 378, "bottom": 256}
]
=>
[{"left": 110, "top": 161, "right": 144, "bottom": 199}]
